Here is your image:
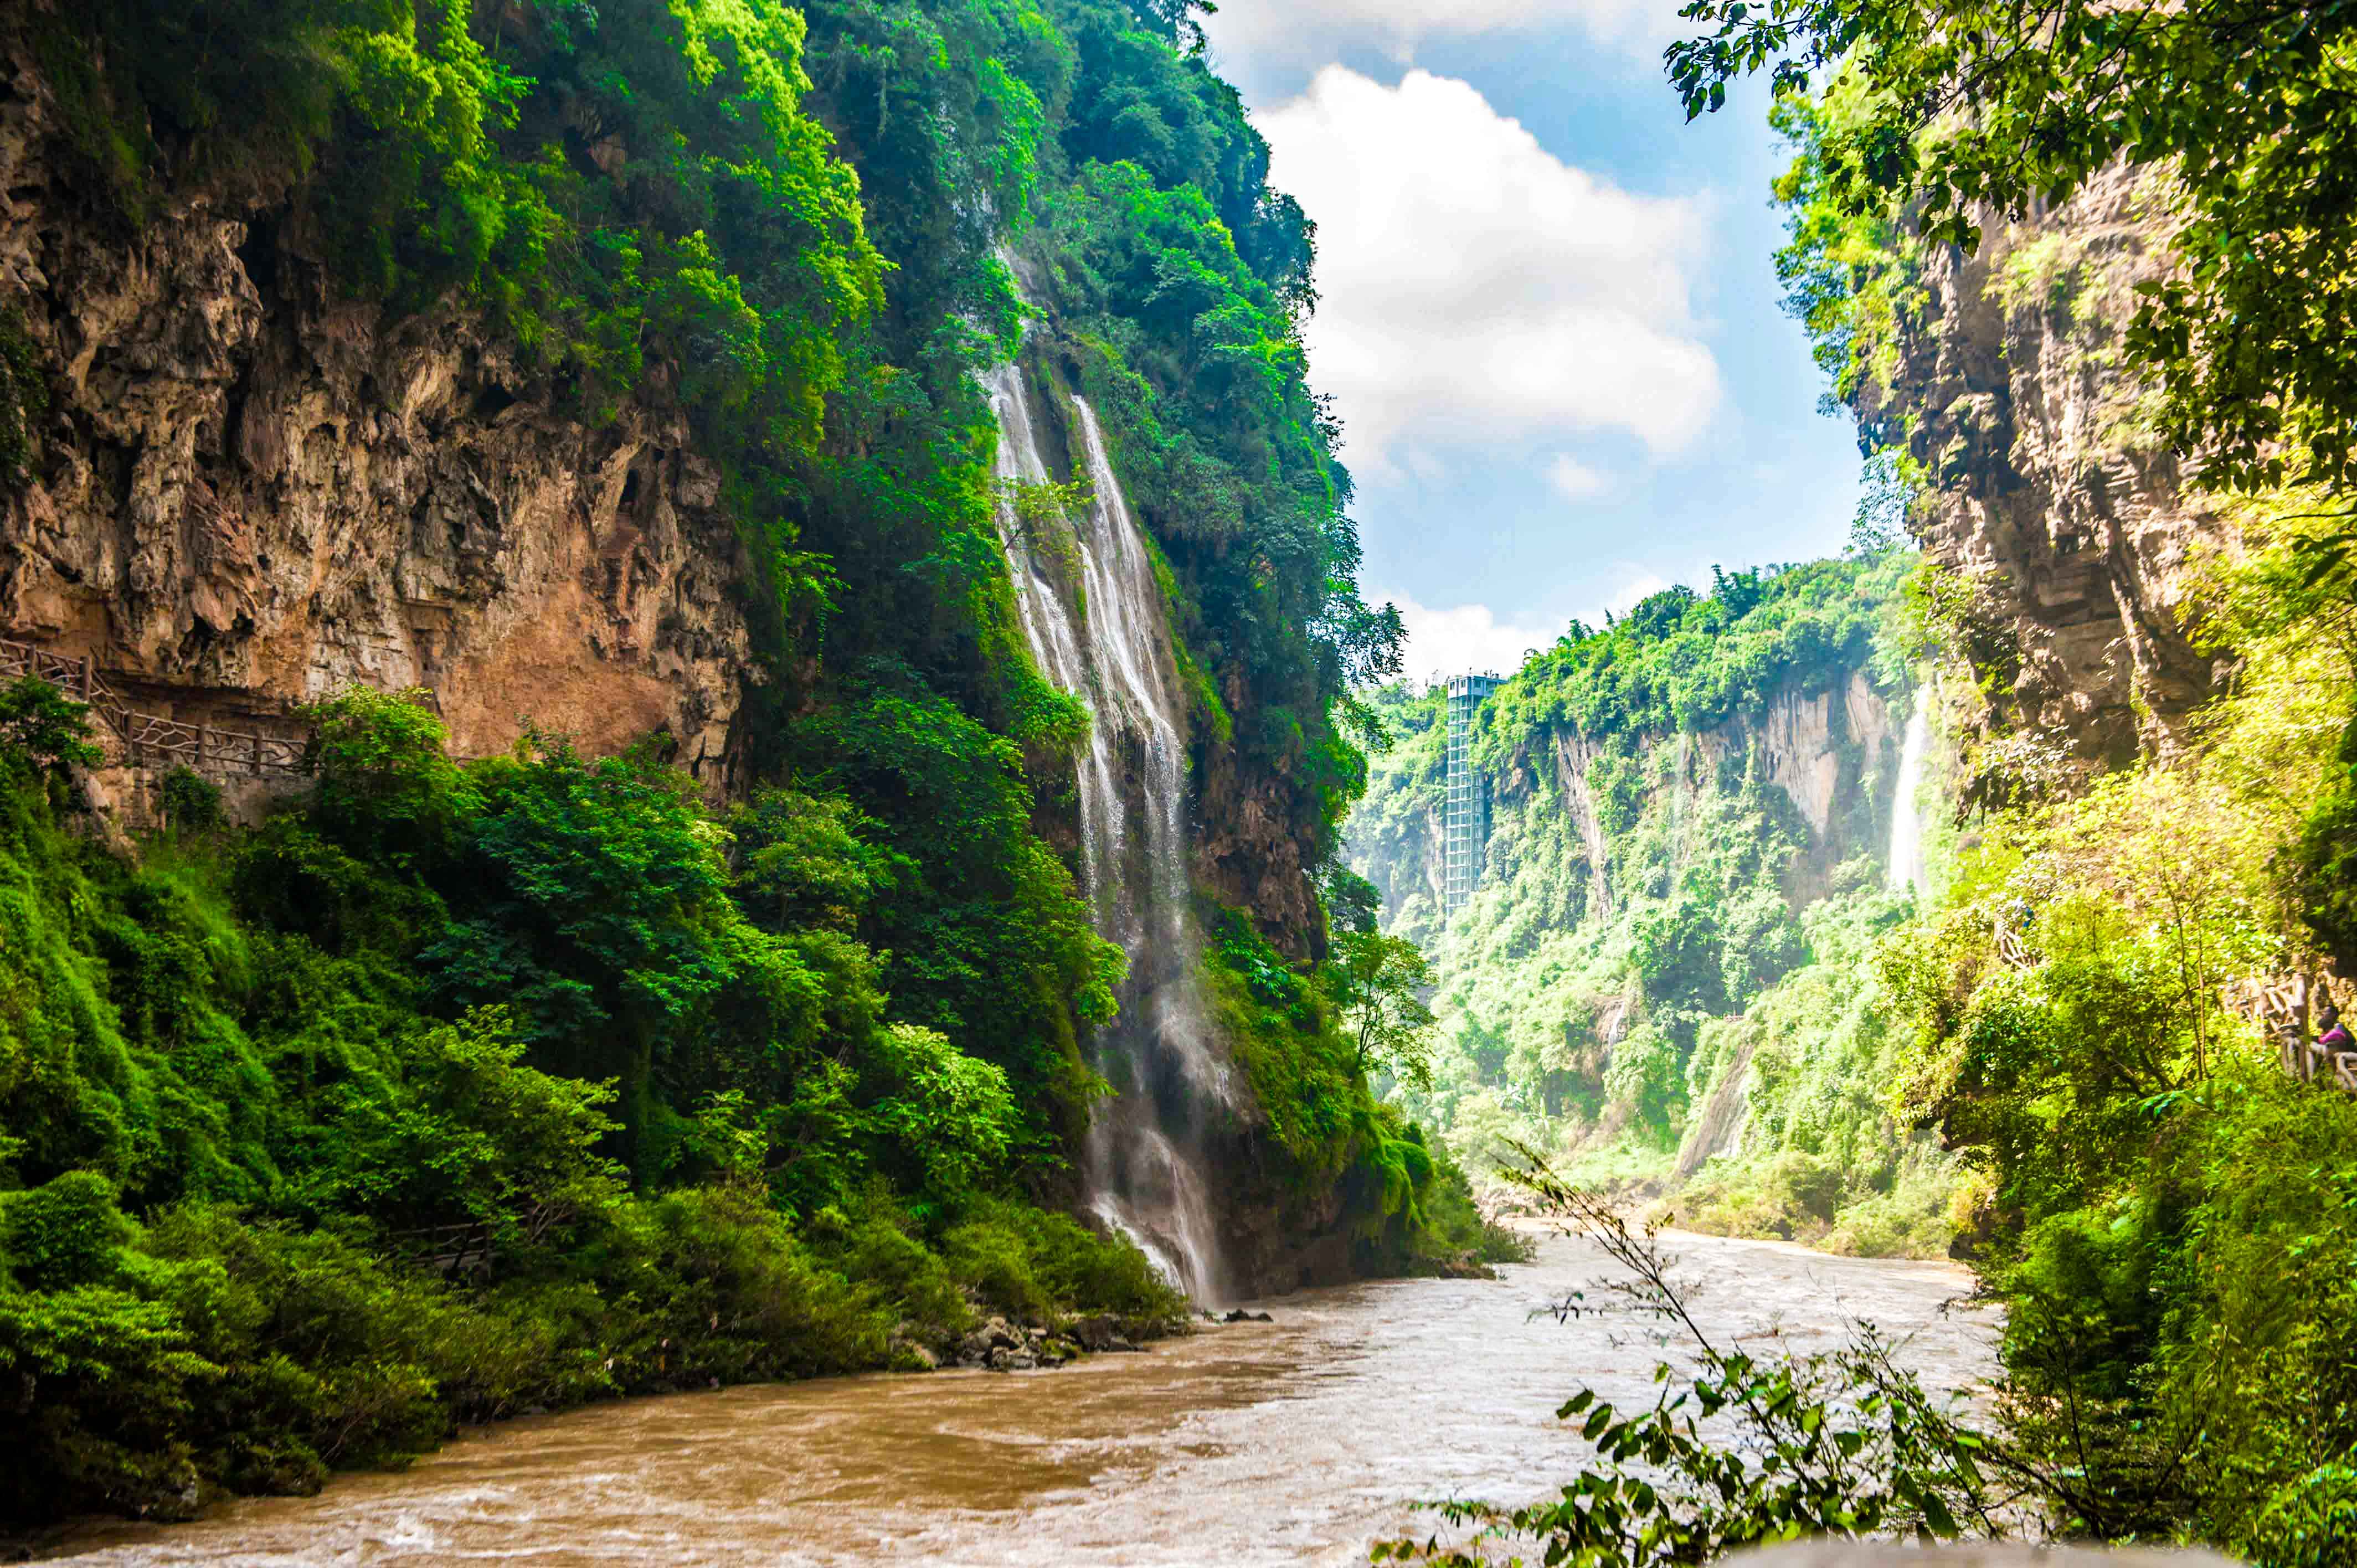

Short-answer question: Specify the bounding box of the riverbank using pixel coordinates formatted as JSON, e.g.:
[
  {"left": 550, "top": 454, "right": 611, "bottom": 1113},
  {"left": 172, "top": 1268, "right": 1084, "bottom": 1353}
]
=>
[{"left": 38, "top": 1229, "right": 1998, "bottom": 1567}]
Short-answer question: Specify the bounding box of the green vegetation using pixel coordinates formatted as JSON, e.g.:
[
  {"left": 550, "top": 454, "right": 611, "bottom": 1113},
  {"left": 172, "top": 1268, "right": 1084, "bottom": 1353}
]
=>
[
  {"left": 0, "top": 0, "right": 1479, "bottom": 1530},
  {"left": 1377, "top": 51, "right": 2357, "bottom": 1543},
  {"left": 1371, "top": 3, "right": 2357, "bottom": 1559},
  {"left": 1475, "top": 553, "right": 1911, "bottom": 748},
  {"left": 1347, "top": 544, "right": 1958, "bottom": 1255},
  {"left": 1771, "top": 501, "right": 2357, "bottom": 1551},
  {"left": 1674, "top": 0, "right": 2357, "bottom": 496},
  {"left": 1375, "top": 1179, "right": 2010, "bottom": 1565},
  {"left": 0, "top": 684, "right": 1187, "bottom": 1523},
  {"left": 1651, "top": 8, "right": 2357, "bottom": 1548},
  {"left": 1201, "top": 902, "right": 1524, "bottom": 1278}
]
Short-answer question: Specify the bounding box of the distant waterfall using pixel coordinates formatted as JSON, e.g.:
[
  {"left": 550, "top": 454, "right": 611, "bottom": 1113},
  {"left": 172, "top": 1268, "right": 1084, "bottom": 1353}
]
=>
[
  {"left": 1888, "top": 695, "right": 1929, "bottom": 899},
  {"left": 985, "top": 364, "right": 1232, "bottom": 1304}
]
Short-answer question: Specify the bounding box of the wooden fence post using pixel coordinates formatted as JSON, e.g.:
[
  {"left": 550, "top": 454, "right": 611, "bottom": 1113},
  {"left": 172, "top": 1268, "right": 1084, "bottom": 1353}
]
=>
[
  {"left": 2297, "top": 975, "right": 2313, "bottom": 1082},
  {"left": 78, "top": 653, "right": 93, "bottom": 700},
  {"left": 194, "top": 726, "right": 206, "bottom": 771}
]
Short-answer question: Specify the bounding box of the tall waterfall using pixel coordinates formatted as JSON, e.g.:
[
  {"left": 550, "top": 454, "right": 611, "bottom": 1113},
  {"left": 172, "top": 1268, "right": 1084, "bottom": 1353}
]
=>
[
  {"left": 985, "top": 364, "right": 1232, "bottom": 1304},
  {"left": 1888, "top": 694, "right": 1930, "bottom": 899}
]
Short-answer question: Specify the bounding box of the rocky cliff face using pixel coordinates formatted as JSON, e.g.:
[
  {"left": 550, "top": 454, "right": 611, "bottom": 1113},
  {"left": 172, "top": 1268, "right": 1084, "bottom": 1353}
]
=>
[
  {"left": 1860, "top": 163, "right": 2234, "bottom": 766},
  {"left": 0, "top": 39, "right": 755, "bottom": 781},
  {"left": 1358, "top": 669, "right": 1901, "bottom": 946}
]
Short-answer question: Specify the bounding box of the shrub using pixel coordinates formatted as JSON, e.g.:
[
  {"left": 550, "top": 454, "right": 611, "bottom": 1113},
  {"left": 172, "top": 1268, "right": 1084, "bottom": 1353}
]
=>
[
  {"left": 158, "top": 766, "right": 223, "bottom": 833},
  {"left": 2242, "top": 1465, "right": 2357, "bottom": 1568}
]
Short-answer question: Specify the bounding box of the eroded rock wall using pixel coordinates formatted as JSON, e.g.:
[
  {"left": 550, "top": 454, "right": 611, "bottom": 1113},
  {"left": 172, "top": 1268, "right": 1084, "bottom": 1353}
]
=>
[
  {"left": 1861, "top": 163, "right": 2234, "bottom": 764},
  {"left": 1370, "top": 670, "right": 1902, "bottom": 933},
  {"left": 0, "top": 39, "right": 755, "bottom": 780}
]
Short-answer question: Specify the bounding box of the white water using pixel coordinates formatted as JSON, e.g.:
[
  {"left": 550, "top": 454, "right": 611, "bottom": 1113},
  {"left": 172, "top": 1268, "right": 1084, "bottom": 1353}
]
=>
[
  {"left": 984, "top": 365, "right": 1232, "bottom": 1304},
  {"left": 1888, "top": 695, "right": 1929, "bottom": 899}
]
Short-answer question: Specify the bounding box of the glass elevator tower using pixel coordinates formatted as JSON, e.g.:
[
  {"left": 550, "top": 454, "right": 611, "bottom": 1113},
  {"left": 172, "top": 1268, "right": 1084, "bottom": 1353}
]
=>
[{"left": 1443, "top": 673, "right": 1502, "bottom": 912}]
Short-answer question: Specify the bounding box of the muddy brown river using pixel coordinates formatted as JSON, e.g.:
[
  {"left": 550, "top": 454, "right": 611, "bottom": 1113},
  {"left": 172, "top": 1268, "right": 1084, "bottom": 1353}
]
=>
[{"left": 42, "top": 1230, "right": 1997, "bottom": 1567}]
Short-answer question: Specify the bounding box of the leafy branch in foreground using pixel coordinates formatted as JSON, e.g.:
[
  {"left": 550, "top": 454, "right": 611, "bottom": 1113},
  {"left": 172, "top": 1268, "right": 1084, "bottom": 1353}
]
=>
[{"left": 1371, "top": 1149, "right": 2034, "bottom": 1565}]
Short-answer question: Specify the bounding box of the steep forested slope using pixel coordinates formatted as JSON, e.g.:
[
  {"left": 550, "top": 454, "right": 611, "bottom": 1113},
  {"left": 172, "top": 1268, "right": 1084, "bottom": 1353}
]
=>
[
  {"left": 1477, "top": 6, "right": 2357, "bottom": 1552},
  {"left": 0, "top": 0, "right": 1492, "bottom": 1527},
  {"left": 1346, "top": 547, "right": 1967, "bottom": 1254}
]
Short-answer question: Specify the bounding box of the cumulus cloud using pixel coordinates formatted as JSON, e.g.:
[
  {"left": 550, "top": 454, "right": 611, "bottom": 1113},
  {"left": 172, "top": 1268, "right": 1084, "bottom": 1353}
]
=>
[
  {"left": 1392, "top": 596, "right": 1560, "bottom": 683},
  {"left": 1204, "top": 0, "right": 1682, "bottom": 75},
  {"left": 1388, "top": 570, "right": 1676, "bottom": 680},
  {"left": 1257, "top": 68, "right": 1720, "bottom": 472},
  {"left": 1547, "top": 455, "right": 1609, "bottom": 501},
  {"left": 1603, "top": 570, "right": 1669, "bottom": 618}
]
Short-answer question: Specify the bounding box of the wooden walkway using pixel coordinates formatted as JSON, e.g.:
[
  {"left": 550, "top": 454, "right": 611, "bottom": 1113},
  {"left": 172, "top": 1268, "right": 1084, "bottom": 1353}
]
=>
[
  {"left": 1995, "top": 909, "right": 2354, "bottom": 1094},
  {"left": 2225, "top": 973, "right": 2357, "bottom": 1093},
  {"left": 1, "top": 633, "right": 308, "bottom": 776}
]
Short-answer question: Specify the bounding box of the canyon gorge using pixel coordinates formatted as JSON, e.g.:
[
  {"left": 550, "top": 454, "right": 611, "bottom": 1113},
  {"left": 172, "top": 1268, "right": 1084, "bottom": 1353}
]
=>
[{"left": 6, "top": 0, "right": 2357, "bottom": 1564}]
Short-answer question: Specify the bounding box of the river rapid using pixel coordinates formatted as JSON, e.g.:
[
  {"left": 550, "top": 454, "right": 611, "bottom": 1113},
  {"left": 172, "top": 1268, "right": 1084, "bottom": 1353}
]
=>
[{"left": 43, "top": 1229, "right": 1997, "bottom": 1568}]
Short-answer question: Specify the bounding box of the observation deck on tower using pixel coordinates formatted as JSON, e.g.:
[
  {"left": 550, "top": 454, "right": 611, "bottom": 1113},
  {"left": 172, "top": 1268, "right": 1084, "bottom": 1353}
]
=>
[{"left": 1443, "top": 672, "right": 1503, "bottom": 914}]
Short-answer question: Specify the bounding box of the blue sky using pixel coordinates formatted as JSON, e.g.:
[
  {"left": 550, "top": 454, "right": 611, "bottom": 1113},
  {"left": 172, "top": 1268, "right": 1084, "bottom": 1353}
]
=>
[{"left": 1197, "top": 0, "right": 1866, "bottom": 683}]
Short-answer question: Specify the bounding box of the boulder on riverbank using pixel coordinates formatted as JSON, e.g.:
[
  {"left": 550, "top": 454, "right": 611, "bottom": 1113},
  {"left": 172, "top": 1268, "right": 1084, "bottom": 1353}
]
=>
[{"left": 949, "top": 1316, "right": 1094, "bottom": 1371}]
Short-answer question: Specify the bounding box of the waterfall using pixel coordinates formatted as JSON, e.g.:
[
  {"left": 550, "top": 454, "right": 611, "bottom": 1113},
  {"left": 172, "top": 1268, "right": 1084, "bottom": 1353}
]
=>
[
  {"left": 984, "top": 364, "right": 1233, "bottom": 1304},
  {"left": 1888, "top": 694, "right": 1929, "bottom": 899}
]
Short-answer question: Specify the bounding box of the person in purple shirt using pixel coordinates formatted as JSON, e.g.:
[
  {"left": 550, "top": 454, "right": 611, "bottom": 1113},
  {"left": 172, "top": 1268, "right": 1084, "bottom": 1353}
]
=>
[{"left": 2317, "top": 1004, "right": 2352, "bottom": 1055}]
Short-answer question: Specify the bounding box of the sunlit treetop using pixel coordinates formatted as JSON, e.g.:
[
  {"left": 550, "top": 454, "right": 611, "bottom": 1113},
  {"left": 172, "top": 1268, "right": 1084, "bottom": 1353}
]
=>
[{"left": 1669, "top": 0, "right": 2357, "bottom": 492}]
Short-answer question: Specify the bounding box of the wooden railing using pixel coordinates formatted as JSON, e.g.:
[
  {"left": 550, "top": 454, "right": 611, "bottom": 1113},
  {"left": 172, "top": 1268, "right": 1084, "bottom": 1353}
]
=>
[
  {"left": 386, "top": 1220, "right": 496, "bottom": 1280},
  {"left": 384, "top": 1204, "right": 573, "bottom": 1281},
  {"left": 1993, "top": 907, "right": 2036, "bottom": 971},
  {"left": 0, "top": 636, "right": 99, "bottom": 696},
  {"left": 1, "top": 633, "right": 310, "bottom": 778},
  {"left": 2224, "top": 972, "right": 2357, "bottom": 1094},
  {"left": 1997, "top": 905, "right": 2356, "bottom": 1096}
]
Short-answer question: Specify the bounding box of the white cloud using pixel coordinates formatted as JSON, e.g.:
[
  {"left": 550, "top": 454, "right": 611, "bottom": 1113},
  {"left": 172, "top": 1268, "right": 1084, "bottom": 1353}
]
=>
[
  {"left": 1547, "top": 455, "right": 1609, "bottom": 501},
  {"left": 1391, "top": 595, "right": 1560, "bottom": 683},
  {"left": 1203, "top": 0, "right": 1682, "bottom": 76},
  {"left": 1385, "top": 569, "right": 1677, "bottom": 682},
  {"left": 1258, "top": 68, "right": 1721, "bottom": 474},
  {"left": 1603, "top": 570, "right": 1669, "bottom": 618}
]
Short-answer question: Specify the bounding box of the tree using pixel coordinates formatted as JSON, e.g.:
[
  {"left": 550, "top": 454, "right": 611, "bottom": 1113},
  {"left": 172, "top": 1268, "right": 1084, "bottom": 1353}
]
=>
[
  {"left": 1372, "top": 1158, "right": 2021, "bottom": 1563},
  {"left": 322, "top": 1008, "right": 624, "bottom": 1240},
  {"left": 0, "top": 678, "right": 100, "bottom": 782},
  {"left": 1669, "top": 0, "right": 2357, "bottom": 492},
  {"left": 1323, "top": 930, "right": 1438, "bottom": 1090},
  {"left": 301, "top": 684, "right": 462, "bottom": 866},
  {"left": 423, "top": 735, "right": 735, "bottom": 1163}
]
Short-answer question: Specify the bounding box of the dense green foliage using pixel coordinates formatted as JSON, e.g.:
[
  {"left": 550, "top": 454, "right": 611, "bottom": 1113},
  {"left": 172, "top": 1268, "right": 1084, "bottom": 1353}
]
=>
[
  {"left": 18, "top": 0, "right": 1398, "bottom": 1160},
  {"left": 1765, "top": 85, "right": 1923, "bottom": 443},
  {"left": 0, "top": 687, "right": 1193, "bottom": 1522},
  {"left": 0, "top": 0, "right": 1462, "bottom": 1528},
  {"left": 1684, "top": 11, "right": 2357, "bottom": 1547},
  {"left": 1367, "top": 503, "right": 2357, "bottom": 1554},
  {"left": 1474, "top": 554, "right": 1908, "bottom": 751},
  {"left": 1673, "top": 0, "right": 2357, "bottom": 495},
  {"left": 1346, "top": 547, "right": 1957, "bottom": 1254},
  {"left": 1862, "top": 523, "right": 2357, "bottom": 1546},
  {"left": 1200, "top": 904, "right": 1523, "bottom": 1277},
  {"left": 1354, "top": 9, "right": 2357, "bottom": 1558}
]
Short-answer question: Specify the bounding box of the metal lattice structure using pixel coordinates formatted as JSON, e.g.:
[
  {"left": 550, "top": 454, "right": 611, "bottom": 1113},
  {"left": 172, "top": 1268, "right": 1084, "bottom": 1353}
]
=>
[{"left": 1442, "top": 673, "right": 1501, "bottom": 912}]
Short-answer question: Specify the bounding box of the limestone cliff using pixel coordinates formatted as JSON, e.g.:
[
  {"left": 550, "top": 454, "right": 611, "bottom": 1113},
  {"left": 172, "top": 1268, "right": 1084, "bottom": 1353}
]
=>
[
  {"left": 1860, "top": 164, "right": 2235, "bottom": 767},
  {"left": 1341, "top": 548, "right": 1918, "bottom": 1162},
  {"left": 0, "top": 36, "right": 755, "bottom": 783},
  {"left": 1354, "top": 668, "right": 1902, "bottom": 952}
]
